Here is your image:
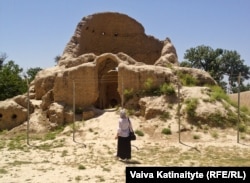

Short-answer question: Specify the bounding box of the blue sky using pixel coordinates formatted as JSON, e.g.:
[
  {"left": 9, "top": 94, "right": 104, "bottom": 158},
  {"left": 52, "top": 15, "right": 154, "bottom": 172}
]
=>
[{"left": 1, "top": 0, "right": 250, "bottom": 73}]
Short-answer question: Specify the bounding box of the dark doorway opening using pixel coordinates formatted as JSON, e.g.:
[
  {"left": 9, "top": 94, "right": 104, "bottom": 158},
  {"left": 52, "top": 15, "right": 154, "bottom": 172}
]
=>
[{"left": 95, "top": 58, "right": 121, "bottom": 109}]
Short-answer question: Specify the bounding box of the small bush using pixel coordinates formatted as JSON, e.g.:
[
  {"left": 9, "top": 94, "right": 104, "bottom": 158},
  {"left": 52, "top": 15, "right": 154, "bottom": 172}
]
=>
[
  {"left": 160, "top": 83, "right": 176, "bottom": 96},
  {"left": 160, "top": 111, "right": 171, "bottom": 121},
  {"left": 135, "top": 130, "right": 144, "bottom": 136},
  {"left": 61, "top": 150, "right": 68, "bottom": 157},
  {"left": 207, "top": 110, "right": 225, "bottom": 127},
  {"left": 161, "top": 128, "right": 172, "bottom": 135},
  {"left": 211, "top": 131, "right": 219, "bottom": 139},
  {"left": 193, "top": 134, "right": 200, "bottom": 139},
  {"left": 124, "top": 88, "right": 134, "bottom": 101},
  {"left": 144, "top": 78, "right": 153, "bottom": 91},
  {"left": 179, "top": 73, "right": 197, "bottom": 86},
  {"left": 239, "top": 124, "right": 247, "bottom": 133},
  {"left": 78, "top": 164, "right": 86, "bottom": 170},
  {"left": 143, "top": 78, "right": 160, "bottom": 96},
  {"left": 0, "top": 168, "right": 8, "bottom": 174},
  {"left": 44, "top": 126, "right": 64, "bottom": 141},
  {"left": 209, "top": 85, "right": 230, "bottom": 102},
  {"left": 185, "top": 98, "right": 199, "bottom": 118},
  {"left": 240, "top": 106, "right": 250, "bottom": 115}
]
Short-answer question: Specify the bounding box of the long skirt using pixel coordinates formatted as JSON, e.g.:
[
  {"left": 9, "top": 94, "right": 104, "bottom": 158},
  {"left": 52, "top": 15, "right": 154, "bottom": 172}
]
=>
[{"left": 117, "top": 136, "right": 131, "bottom": 159}]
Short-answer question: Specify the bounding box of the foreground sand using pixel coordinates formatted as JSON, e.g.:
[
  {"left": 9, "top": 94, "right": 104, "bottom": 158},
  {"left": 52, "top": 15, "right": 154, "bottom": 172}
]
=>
[{"left": 1, "top": 110, "right": 250, "bottom": 183}]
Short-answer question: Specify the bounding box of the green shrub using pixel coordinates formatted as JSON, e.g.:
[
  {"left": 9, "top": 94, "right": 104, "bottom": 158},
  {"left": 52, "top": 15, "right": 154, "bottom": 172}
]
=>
[
  {"left": 160, "top": 83, "right": 176, "bottom": 96},
  {"left": 143, "top": 78, "right": 160, "bottom": 96},
  {"left": 78, "top": 164, "right": 86, "bottom": 170},
  {"left": 160, "top": 111, "right": 171, "bottom": 121},
  {"left": 193, "top": 134, "right": 200, "bottom": 139},
  {"left": 179, "top": 73, "right": 197, "bottom": 86},
  {"left": 165, "top": 63, "right": 173, "bottom": 69},
  {"left": 144, "top": 78, "right": 153, "bottom": 91},
  {"left": 239, "top": 124, "right": 247, "bottom": 133},
  {"left": 227, "top": 110, "right": 238, "bottom": 126},
  {"left": 209, "top": 85, "right": 230, "bottom": 102},
  {"left": 44, "top": 126, "right": 64, "bottom": 141},
  {"left": 161, "top": 128, "right": 172, "bottom": 135},
  {"left": 185, "top": 98, "right": 199, "bottom": 118},
  {"left": 207, "top": 110, "right": 225, "bottom": 127},
  {"left": 0, "top": 168, "right": 8, "bottom": 174},
  {"left": 135, "top": 130, "right": 144, "bottom": 136},
  {"left": 211, "top": 131, "right": 219, "bottom": 139},
  {"left": 240, "top": 106, "right": 250, "bottom": 115},
  {"left": 124, "top": 88, "right": 134, "bottom": 101}
]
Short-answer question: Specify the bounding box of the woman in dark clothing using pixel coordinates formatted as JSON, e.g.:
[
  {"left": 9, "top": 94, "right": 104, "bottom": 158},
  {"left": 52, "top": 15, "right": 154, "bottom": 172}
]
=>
[{"left": 115, "top": 109, "right": 132, "bottom": 161}]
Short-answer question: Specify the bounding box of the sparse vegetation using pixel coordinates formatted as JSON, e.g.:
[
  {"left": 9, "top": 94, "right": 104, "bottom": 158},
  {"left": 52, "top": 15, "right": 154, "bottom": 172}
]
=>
[
  {"left": 43, "top": 126, "right": 64, "bottom": 141},
  {"left": 178, "top": 73, "right": 198, "bottom": 86},
  {"left": 209, "top": 85, "right": 230, "bottom": 102},
  {"left": 0, "top": 140, "right": 6, "bottom": 149},
  {"left": 124, "top": 88, "right": 134, "bottom": 101},
  {"left": 75, "top": 175, "right": 82, "bottom": 182},
  {"left": 0, "top": 168, "right": 8, "bottom": 174},
  {"left": 160, "top": 111, "right": 171, "bottom": 121},
  {"left": 61, "top": 149, "right": 68, "bottom": 157},
  {"left": 193, "top": 134, "right": 200, "bottom": 139},
  {"left": 78, "top": 164, "right": 86, "bottom": 170},
  {"left": 211, "top": 131, "right": 219, "bottom": 139},
  {"left": 238, "top": 123, "right": 247, "bottom": 133},
  {"left": 160, "top": 83, "right": 176, "bottom": 95},
  {"left": 143, "top": 78, "right": 160, "bottom": 96},
  {"left": 135, "top": 130, "right": 144, "bottom": 136},
  {"left": 185, "top": 98, "right": 199, "bottom": 119},
  {"left": 161, "top": 128, "right": 172, "bottom": 135},
  {"left": 7, "top": 133, "right": 27, "bottom": 151}
]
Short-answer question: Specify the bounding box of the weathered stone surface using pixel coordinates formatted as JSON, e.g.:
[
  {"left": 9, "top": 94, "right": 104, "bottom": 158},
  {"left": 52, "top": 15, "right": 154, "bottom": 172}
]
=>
[
  {"left": 155, "top": 37, "right": 179, "bottom": 66},
  {"left": 41, "top": 90, "right": 54, "bottom": 110},
  {"left": 59, "top": 12, "right": 165, "bottom": 65},
  {"left": 139, "top": 96, "right": 172, "bottom": 119},
  {"left": 34, "top": 68, "right": 57, "bottom": 100},
  {"left": 117, "top": 64, "right": 177, "bottom": 95},
  {"left": 13, "top": 95, "right": 34, "bottom": 113},
  {"left": 0, "top": 100, "right": 27, "bottom": 130},
  {"left": 47, "top": 102, "right": 64, "bottom": 125}
]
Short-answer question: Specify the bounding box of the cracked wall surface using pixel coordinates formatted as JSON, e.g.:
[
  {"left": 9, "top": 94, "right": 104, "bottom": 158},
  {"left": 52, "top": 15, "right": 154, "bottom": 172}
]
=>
[{"left": 60, "top": 12, "right": 164, "bottom": 65}]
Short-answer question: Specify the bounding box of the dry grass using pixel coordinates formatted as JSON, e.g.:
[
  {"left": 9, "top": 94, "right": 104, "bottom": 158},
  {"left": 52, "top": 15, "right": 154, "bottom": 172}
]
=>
[{"left": 1, "top": 110, "right": 250, "bottom": 182}]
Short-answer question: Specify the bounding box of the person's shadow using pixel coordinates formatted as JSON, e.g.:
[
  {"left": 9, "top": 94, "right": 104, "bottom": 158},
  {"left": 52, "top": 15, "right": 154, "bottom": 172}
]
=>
[{"left": 119, "top": 159, "right": 141, "bottom": 164}]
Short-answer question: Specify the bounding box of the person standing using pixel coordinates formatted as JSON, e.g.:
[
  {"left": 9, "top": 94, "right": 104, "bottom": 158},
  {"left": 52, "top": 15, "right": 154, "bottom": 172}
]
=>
[{"left": 115, "top": 109, "right": 132, "bottom": 161}]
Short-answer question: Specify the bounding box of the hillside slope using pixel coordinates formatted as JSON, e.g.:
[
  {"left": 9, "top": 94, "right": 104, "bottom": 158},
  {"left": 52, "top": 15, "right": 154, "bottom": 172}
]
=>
[{"left": 229, "top": 91, "right": 250, "bottom": 109}]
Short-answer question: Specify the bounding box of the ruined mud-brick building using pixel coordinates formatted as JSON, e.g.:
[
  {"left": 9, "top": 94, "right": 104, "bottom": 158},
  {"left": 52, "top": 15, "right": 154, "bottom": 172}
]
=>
[{"left": 0, "top": 12, "right": 216, "bottom": 130}]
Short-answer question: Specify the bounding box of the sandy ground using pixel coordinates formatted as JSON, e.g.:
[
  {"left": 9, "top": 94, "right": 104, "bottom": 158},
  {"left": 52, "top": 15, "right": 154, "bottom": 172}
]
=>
[{"left": 1, "top": 110, "right": 250, "bottom": 183}]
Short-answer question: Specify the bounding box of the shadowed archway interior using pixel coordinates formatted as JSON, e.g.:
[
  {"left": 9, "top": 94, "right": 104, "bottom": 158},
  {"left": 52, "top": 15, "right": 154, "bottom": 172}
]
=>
[{"left": 95, "top": 58, "right": 121, "bottom": 109}]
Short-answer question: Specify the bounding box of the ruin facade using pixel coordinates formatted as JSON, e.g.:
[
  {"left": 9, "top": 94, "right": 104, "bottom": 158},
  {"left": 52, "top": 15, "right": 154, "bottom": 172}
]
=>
[{"left": 0, "top": 12, "right": 216, "bottom": 130}]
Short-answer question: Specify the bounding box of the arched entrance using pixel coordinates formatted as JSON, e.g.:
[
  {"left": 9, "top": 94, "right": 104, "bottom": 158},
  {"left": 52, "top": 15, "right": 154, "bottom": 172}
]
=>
[{"left": 95, "top": 58, "right": 121, "bottom": 109}]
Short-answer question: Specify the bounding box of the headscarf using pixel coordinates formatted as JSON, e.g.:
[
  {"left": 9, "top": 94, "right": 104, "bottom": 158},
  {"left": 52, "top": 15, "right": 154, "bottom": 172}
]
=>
[{"left": 120, "top": 109, "right": 127, "bottom": 119}]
